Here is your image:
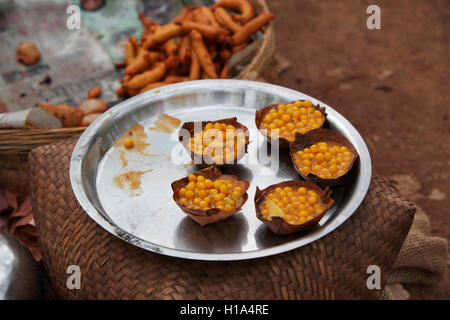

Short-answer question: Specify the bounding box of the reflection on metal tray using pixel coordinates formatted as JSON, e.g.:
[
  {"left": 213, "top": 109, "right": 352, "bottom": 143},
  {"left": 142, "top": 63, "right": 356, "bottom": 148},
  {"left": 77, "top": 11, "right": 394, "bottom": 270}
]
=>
[{"left": 70, "top": 80, "right": 372, "bottom": 261}]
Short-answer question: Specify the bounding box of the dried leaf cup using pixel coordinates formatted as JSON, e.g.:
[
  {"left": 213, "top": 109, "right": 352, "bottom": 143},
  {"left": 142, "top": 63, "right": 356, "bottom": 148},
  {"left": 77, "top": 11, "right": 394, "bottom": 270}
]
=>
[
  {"left": 254, "top": 181, "right": 334, "bottom": 235},
  {"left": 255, "top": 100, "right": 327, "bottom": 149},
  {"left": 178, "top": 117, "right": 250, "bottom": 167},
  {"left": 171, "top": 166, "right": 250, "bottom": 226},
  {"left": 290, "top": 128, "right": 359, "bottom": 188}
]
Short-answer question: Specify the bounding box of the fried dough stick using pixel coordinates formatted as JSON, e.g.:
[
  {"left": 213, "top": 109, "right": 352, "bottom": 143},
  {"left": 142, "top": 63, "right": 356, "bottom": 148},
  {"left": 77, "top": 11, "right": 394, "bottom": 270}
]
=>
[
  {"left": 181, "top": 20, "right": 228, "bottom": 40},
  {"left": 190, "top": 30, "right": 218, "bottom": 79},
  {"left": 199, "top": 7, "right": 220, "bottom": 27},
  {"left": 213, "top": 0, "right": 255, "bottom": 23},
  {"left": 179, "top": 36, "right": 191, "bottom": 65},
  {"left": 126, "top": 49, "right": 164, "bottom": 76},
  {"left": 124, "top": 62, "right": 167, "bottom": 91},
  {"left": 232, "top": 12, "right": 274, "bottom": 45},
  {"left": 125, "top": 37, "right": 138, "bottom": 65},
  {"left": 189, "top": 48, "right": 201, "bottom": 80},
  {"left": 214, "top": 7, "right": 242, "bottom": 33},
  {"left": 142, "top": 23, "right": 183, "bottom": 49}
]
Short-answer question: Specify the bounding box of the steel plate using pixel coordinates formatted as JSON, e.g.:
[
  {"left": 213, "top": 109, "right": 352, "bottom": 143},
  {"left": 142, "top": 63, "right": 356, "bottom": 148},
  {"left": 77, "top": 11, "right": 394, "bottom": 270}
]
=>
[{"left": 70, "top": 80, "right": 372, "bottom": 261}]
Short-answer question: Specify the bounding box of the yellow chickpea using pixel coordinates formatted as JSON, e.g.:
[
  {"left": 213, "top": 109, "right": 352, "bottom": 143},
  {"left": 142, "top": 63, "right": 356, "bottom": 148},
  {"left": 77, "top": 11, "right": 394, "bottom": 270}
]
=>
[{"left": 123, "top": 138, "right": 134, "bottom": 148}]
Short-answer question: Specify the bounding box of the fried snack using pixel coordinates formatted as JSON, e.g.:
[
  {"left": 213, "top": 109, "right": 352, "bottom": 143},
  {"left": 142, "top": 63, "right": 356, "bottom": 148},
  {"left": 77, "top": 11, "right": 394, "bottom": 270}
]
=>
[
  {"left": 199, "top": 7, "right": 220, "bottom": 27},
  {"left": 141, "top": 24, "right": 160, "bottom": 44},
  {"left": 179, "top": 36, "right": 191, "bottom": 65},
  {"left": 220, "top": 61, "right": 229, "bottom": 79},
  {"left": 87, "top": 86, "right": 102, "bottom": 99},
  {"left": 142, "top": 23, "right": 183, "bottom": 49},
  {"left": 124, "top": 62, "right": 167, "bottom": 91},
  {"left": 254, "top": 181, "right": 334, "bottom": 235},
  {"left": 125, "top": 49, "right": 163, "bottom": 76},
  {"left": 171, "top": 166, "right": 250, "bottom": 226},
  {"left": 255, "top": 100, "right": 327, "bottom": 148},
  {"left": 181, "top": 20, "right": 228, "bottom": 40},
  {"left": 213, "top": 0, "right": 255, "bottom": 23},
  {"left": 116, "top": 3, "right": 274, "bottom": 98},
  {"left": 80, "top": 113, "right": 102, "bottom": 127},
  {"left": 219, "top": 46, "right": 232, "bottom": 60},
  {"left": 138, "top": 13, "right": 157, "bottom": 29},
  {"left": 191, "top": 8, "right": 211, "bottom": 25},
  {"left": 190, "top": 30, "right": 218, "bottom": 78},
  {"left": 17, "top": 42, "right": 41, "bottom": 65},
  {"left": 290, "top": 129, "right": 359, "bottom": 188},
  {"left": 179, "top": 117, "right": 249, "bottom": 166},
  {"left": 189, "top": 49, "right": 201, "bottom": 80},
  {"left": 116, "top": 86, "right": 126, "bottom": 97},
  {"left": 214, "top": 7, "right": 242, "bottom": 33},
  {"left": 78, "top": 98, "right": 108, "bottom": 115},
  {"left": 38, "top": 102, "right": 83, "bottom": 128},
  {"left": 161, "top": 38, "right": 180, "bottom": 56},
  {"left": 232, "top": 12, "right": 274, "bottom": 45},
  {"left": 125, "top": 37, "right": 137, "bottom": 66},
  {"left": 165, "top": 54, "right": 181, "bottom": 70}
]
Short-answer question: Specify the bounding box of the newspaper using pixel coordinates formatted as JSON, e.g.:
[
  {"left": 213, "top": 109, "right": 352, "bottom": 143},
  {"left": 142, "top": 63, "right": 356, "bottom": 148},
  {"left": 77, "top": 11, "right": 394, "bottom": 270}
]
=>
[{"left": 0, "top": 0, "right": 257, "bottom": 113}]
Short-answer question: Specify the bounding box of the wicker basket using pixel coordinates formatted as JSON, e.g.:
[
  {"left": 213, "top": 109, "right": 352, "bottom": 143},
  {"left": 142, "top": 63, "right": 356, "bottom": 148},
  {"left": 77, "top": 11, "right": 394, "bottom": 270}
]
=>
[{"left": 0, "top": 0, "right": 275, "bottom": 195}]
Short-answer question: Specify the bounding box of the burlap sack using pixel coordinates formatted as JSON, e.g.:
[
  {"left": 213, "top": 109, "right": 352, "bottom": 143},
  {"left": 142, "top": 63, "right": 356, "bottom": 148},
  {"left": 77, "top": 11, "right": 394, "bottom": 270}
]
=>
[
  {"left": 381, "top": 205, "right": 448, "bottom": 299},
  {"left": 387, "top": 205, "right": 448, "bottom": 285}
]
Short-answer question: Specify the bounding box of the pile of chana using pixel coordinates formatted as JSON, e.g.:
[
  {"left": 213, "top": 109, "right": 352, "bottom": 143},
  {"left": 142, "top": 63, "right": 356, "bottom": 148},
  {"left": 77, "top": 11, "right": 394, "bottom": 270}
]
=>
[
  {"left": 178, "top": 174, "right": 245, "bottom": 211},
  {"left": 261, "top": 186, "right": 326, "bottom": 225},
  {"left": 293, "top": 142, "right": 353, "bottom": 179},
  {"left": 259, "top": 100, "right": 325, "bottom": 141},
  {"left": 188, "top": 122, "right": 247, "bottom": 164}
]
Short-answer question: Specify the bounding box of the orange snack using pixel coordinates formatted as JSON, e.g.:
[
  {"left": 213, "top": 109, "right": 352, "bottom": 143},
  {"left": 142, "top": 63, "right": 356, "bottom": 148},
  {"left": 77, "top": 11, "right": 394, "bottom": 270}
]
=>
[
  {"left": 190, "top": 30, "right": 218, "bottom": 78},
  {"left": 126, "top": 50, "right": 163, "bottom": 76},
  {"left": 293, "top": 142, "right": 354, "bottom": 179},
  {"left": 257, "top": 100, "right": 326, "bottom": 143},
  {"left": 189, "top": 49, "right": 201, "bottom": 80},
  {"left": 220, "top": 61, "right": 229, "bottom": 79},
  {"left": 124, "top": 62, "right": 167, "bottom": 91},
  {"left": 180, "top": 117, "right": 249, "bottom": 166},
  {"left": 38, "top": 103, "right": 83, "bottom": 128},
  {"left": 125, "top": 37, "right": 138, "bottom": 66},
  {"left": 142, "top": 23, "right": 183, "bottom": 49},
  {"left": 254, "top": 181, "right": 334, "bottom": 235},
  {"left": 161, "top": 38, "right": 180, "bottom": 56},
  {"left": 138, "top": 13, "right": 157, "bottom": 29},
  {"left": 181, "top": 20, "right": 229, "bottom": 40},
  {"left": 171, "top": 166, "right": 250, "bottom": 226},
  {"left": 17, "top": 42, "right": 41, "bottom": 65},
  {"left": 213, "top": 0, "right": 255, "bottom": 23},
  {"left": 232, "top": 12, "right": 274, "bottom": 45},
  {"left": 214, "top": 7, "right": 242, "bottom": 33},
  {"left": 179, "top": 36, "right": 191, "bottom": 65},
  {"left": 199, "top": 7, "right": 221, "bottom": 28},
  {"left": 87, "top": 86, "right": 102, "bottom": 99}
]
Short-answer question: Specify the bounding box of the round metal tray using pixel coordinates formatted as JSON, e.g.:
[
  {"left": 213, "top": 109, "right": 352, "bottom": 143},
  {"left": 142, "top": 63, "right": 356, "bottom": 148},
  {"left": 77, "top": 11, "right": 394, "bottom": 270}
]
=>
[{"left": 70, "top": 80, "right": 372, "bottom": 261}]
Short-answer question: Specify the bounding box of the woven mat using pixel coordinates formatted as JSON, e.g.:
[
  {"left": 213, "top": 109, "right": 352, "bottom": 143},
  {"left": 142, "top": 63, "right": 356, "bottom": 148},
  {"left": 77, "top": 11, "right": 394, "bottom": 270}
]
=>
[{"left": 29, "top": 139, "right": 415, "bottom": 300}]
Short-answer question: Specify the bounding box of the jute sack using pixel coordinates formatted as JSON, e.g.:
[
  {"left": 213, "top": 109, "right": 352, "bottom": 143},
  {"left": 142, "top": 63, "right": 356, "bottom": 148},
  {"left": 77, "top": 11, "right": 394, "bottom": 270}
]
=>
[{"left": 387, "top": 205, "right": 448, "bottom": 286}]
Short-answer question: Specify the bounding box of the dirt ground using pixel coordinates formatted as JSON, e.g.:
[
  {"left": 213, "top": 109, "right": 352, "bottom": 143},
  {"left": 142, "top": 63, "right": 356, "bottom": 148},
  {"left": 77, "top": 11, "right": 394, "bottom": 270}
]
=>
[{"left": 268, "top": 0, "right": 449, "bottom": 299}]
